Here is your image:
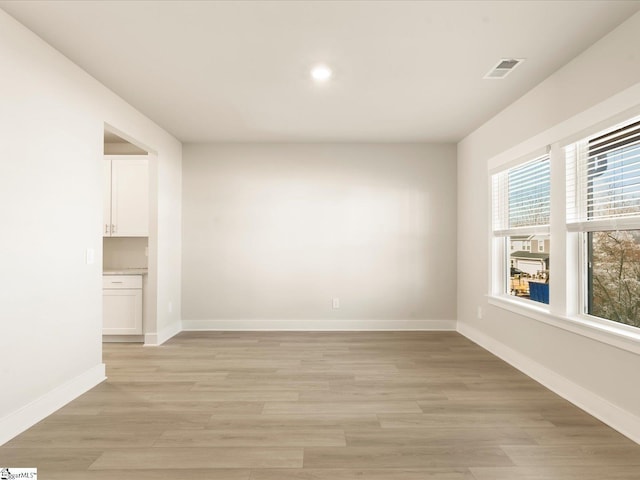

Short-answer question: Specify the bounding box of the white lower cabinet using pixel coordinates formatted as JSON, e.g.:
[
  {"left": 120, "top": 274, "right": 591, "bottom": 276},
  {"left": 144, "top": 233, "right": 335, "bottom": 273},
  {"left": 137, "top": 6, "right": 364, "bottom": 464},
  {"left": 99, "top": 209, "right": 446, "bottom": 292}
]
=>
[{"left": 103, "top": 275, "right": 143, "bottom": 335}]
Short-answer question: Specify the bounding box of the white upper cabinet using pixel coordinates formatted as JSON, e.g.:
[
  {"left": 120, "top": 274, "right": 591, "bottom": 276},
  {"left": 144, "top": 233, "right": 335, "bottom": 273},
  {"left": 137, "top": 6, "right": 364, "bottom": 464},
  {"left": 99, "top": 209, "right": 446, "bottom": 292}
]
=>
[
  {"left": 104, "top": 156, "right": 149, "bottom": 237},
  {"left": 103, "top": 159, "right": 112, "bottom": 236}
]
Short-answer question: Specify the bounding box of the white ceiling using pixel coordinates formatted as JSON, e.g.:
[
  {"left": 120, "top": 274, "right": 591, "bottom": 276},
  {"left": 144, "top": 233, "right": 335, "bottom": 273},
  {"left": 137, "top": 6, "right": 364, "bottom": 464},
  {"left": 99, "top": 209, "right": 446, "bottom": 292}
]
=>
[{"left": 2, "top": 0, "right": 639, "bottom": 143}]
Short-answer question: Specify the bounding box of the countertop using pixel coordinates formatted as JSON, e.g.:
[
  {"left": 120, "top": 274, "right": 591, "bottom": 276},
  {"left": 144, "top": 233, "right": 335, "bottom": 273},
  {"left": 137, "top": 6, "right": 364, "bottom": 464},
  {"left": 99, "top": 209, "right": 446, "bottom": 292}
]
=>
[{"left": 103, "top": 268, "right": 148, "bottom": 276}]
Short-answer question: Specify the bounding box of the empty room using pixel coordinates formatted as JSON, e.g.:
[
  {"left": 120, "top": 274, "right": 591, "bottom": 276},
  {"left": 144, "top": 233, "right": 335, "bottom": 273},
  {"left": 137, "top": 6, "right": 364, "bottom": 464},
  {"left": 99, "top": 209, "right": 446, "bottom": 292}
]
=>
[{"left": 2, "top": 1, "right": 640, "bottom": 479}]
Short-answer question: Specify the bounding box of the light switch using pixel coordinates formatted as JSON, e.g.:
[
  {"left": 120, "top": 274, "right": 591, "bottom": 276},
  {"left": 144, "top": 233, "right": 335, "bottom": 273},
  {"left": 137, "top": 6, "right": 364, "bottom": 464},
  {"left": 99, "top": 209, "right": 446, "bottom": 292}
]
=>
[
  {"left": 86, "top": 248, "right": 95, "bottom": 265},
  {"left": 332, "top": 297, "right": 340, "bottom": 309}
]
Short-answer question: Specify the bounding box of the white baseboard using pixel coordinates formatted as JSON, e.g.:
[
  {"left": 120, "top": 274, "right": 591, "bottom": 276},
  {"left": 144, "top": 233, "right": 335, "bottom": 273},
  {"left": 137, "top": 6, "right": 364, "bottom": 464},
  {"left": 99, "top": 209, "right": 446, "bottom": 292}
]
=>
[
  {"left": 144, "top": 320, "right": 182, "bottom": 346},
  {"left": 103, "top": 335, "right": 144, "bottom": 343},
  {"left": 182, "top": 318, "right": 456, "bottom": 331},
  {"left": 0, "top": 363, "right": 106, "bottom": 446},
  {"left": 457, "top": 321, "right": 640, "bottom": 445}
]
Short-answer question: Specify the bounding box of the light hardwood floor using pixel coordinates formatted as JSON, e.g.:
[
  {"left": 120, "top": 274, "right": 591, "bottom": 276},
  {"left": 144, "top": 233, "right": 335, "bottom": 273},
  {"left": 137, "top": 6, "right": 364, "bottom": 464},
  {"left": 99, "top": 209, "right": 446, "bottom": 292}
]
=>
[{"left": 2, "top": 331, "right": 640, "bottom": 479}]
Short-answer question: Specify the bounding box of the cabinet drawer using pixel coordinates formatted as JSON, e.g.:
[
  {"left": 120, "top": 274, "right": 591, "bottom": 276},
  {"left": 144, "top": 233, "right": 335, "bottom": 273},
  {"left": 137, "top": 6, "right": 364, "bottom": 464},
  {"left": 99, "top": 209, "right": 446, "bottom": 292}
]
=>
[{"left": 102, "top": 275, "right": 142, "bottom": 289}]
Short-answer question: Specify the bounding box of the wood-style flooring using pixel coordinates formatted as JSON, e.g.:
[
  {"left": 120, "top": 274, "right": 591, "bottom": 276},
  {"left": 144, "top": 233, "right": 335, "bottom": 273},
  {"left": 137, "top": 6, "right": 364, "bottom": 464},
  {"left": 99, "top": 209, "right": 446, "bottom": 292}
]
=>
[{"left": 2, "top": 331, "right": 640, "bottom": 479}]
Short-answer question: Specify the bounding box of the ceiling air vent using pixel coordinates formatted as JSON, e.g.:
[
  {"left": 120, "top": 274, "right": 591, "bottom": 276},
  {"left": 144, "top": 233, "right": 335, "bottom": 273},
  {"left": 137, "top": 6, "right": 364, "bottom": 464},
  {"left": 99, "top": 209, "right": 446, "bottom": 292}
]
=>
[{"left": 483, "top": 58, "right": 524, "bottom": 79}]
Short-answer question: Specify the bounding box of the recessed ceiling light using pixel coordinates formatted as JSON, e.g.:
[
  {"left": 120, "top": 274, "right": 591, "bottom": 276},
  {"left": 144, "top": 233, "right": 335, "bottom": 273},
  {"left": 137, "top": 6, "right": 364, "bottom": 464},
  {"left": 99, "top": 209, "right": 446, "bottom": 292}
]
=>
[{"left": 311, "top": 64, "right": 332, "bottom": 82}]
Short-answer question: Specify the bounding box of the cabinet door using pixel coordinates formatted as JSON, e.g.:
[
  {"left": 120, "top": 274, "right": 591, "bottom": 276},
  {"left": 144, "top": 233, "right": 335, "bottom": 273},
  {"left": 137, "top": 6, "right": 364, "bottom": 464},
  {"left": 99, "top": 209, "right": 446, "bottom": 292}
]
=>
[
  {"left": 103, "top": 289, "right": 143, "bottom": 335},
  {"left": 111, "top": 158, "right": 149, "bottom": 236},
  {"left": 103, "top": 159, "right": 112, "bottom": 237}
]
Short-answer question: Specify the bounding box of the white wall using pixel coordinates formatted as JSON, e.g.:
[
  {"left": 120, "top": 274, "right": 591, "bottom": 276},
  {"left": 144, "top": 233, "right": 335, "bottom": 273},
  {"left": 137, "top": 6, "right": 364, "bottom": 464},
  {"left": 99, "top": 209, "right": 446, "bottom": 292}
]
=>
[
  {"left": 0, "top": 10, "right": 182, "bottom": 444},
  {"left": 182, "top": 143, "right": 456, "bottom": 330},
  {"left": 458, "top": 12, "right": 640, "bottom": 441}
]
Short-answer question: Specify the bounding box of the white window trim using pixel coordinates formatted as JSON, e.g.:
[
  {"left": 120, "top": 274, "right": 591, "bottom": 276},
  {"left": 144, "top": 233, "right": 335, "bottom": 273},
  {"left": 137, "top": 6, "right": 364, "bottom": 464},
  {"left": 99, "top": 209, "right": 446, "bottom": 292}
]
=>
[
  {"left": 487, "top": 294, "right": 640, "bottom": 356},
  {"left": 490, "top": 154, "right": 551, "bottom": 305},
  {"left": 568, "top": 117, "right": 640, "bottom": 332},
  {"left": 486, "top": 96, "right": 640, "bottom": 357}
]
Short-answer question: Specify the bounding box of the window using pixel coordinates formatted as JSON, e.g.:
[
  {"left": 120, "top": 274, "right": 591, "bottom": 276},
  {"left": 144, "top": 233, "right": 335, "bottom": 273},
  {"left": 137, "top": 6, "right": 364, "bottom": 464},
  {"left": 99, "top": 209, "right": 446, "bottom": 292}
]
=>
[
  {"left": 566, "top": 117, "right": 640, "bottom": 329},
  {"left": 488, "top": 110, "right": 640, "bottom": 352},
  {"left": 492, "top": 155, "right": 551, "bottom": 304}
]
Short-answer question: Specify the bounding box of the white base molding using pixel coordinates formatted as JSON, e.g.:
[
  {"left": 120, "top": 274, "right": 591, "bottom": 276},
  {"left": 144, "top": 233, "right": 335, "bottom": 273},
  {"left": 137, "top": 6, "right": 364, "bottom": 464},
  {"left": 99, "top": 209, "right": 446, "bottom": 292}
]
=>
[
  {"left": 103, "top": 334, "right": 144, "bottom": 343},
  {"left": 144, "top": 320, "right": 182, "bottom": 346},
  {"left": 457, "top": 321, "right": 640, "bottom": 445},
  {"left": 0, "top": 363, "right": 106, "bottom": 446},
  {"left": 182, "top": 318, "right": 456, "bottom": 331}
]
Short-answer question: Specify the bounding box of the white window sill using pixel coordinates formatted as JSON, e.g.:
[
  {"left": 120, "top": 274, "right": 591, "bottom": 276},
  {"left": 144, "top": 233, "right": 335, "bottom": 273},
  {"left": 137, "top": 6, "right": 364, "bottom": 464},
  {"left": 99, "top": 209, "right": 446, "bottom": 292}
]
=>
[{"left": 487, "top": 294, "right": 640, "bottom": 356}]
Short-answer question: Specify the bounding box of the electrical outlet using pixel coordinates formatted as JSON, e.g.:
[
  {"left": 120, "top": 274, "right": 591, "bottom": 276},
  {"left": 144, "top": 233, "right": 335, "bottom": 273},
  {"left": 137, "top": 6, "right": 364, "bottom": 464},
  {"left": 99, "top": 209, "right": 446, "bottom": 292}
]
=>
[
  {"left": 332, "top": 297, "right": 340, "bottom": 309},
  {"left": 85, "top": 248, "right": 95, "bottom": 265}
]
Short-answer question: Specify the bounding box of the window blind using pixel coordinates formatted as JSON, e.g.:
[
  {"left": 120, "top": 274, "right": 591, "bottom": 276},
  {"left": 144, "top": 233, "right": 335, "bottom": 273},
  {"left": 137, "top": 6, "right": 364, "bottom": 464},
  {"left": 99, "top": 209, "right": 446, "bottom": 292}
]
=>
[
  {"left": 566, "top": 117, "right": 640, "bottom": 232},
  {"left": 492, "top": 155, "right": 551, "bottom": 236}
]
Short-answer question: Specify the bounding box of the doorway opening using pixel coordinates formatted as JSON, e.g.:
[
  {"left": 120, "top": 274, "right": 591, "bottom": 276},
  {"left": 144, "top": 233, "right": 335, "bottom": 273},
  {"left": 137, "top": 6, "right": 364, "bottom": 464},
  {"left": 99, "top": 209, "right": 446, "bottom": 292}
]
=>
[{"left": 102, "top": 126, "right": 158, "bottom": 347}]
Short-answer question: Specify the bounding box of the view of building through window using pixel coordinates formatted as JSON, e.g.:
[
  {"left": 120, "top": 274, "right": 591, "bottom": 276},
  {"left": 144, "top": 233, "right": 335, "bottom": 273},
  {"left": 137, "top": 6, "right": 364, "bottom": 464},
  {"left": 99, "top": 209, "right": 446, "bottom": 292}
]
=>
[
  {"left": 509, "top": 234, "right": 550, "bottom": 304},
  {"left": 500, "top": 156, "right": 550, "bottom": 304}
]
